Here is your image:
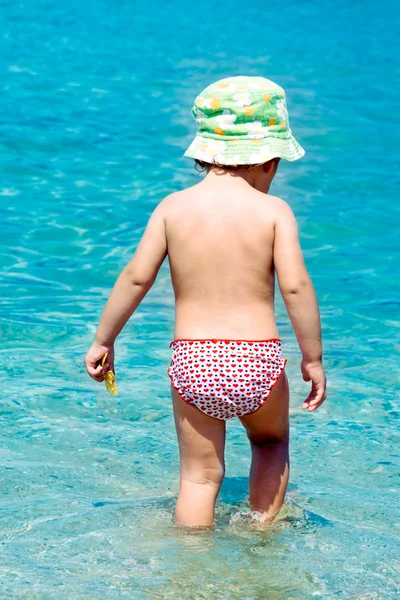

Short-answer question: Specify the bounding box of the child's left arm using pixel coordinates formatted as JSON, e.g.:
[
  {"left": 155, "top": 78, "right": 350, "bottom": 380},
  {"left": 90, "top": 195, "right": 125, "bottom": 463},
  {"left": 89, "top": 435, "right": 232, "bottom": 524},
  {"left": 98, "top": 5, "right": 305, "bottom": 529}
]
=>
[{"left": 85, "top": 204, "right": 167, "bottom": 383}]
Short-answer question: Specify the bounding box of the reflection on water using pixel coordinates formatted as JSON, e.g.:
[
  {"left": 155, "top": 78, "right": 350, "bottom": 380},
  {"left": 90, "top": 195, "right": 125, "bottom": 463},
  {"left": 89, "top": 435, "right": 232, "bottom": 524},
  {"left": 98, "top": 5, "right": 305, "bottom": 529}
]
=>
[{"left": 1, "top": 0, "right": 399, "bottom": 597}]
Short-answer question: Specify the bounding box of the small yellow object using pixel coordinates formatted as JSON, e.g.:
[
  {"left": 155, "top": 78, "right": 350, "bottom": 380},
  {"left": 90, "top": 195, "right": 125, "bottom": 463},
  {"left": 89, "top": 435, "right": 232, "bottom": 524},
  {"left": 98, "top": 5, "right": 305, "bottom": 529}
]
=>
[{"left": 101, "top": 352, "right": 118, "bottom": 396}]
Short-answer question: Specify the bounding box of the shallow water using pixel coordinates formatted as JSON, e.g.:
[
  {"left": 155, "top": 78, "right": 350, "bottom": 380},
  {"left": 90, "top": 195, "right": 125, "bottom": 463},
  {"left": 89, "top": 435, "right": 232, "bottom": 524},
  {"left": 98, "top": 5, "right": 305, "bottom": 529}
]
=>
[{"left": 1, "top": 0, "right": 399, "bottom": 598}]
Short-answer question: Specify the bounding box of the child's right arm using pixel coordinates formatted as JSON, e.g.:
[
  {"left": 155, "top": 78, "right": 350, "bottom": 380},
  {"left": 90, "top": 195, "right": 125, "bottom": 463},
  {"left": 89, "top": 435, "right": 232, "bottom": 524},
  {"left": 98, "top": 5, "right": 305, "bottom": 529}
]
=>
[
  {"left": 273, "top": 200, "right": 327, "bottom": 412},
  {"left": 84, "top": 203, "right": 168, "bottom": 383}
]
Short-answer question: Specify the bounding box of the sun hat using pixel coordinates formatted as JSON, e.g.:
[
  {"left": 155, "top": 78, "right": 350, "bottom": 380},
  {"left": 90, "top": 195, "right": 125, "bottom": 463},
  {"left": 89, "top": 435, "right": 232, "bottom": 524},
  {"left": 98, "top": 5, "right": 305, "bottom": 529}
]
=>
[{"left": 184, "top": 76, "right": 305, "bottom": 165}]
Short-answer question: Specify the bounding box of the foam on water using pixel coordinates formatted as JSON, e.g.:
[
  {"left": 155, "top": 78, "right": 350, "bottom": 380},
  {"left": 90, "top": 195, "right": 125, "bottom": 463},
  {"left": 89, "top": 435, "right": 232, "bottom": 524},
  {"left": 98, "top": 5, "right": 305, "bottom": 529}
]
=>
[{"left": 1, "top": 0, "right": 399, "bottom": 598}]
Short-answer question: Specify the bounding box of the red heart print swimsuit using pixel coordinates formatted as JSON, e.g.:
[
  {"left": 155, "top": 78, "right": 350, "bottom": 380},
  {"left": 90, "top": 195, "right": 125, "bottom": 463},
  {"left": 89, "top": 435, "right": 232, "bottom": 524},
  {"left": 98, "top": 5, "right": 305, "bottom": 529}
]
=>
[{"left": 168, "top": 339, "right": 287, "bottom": 420}]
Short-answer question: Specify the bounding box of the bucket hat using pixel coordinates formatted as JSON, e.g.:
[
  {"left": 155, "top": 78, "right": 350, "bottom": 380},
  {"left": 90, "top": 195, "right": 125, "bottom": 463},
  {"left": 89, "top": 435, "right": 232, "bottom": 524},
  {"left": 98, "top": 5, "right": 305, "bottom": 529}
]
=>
[{"left": 184, "top": 76, "right": 305, "bottom": 165}]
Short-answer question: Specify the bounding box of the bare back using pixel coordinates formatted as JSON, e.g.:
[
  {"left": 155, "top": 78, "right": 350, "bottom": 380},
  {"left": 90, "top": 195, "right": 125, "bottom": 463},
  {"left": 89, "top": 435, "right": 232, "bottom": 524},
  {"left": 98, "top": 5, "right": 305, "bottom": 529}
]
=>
[{"left": 165, "top": 179, "right": 281, "bottom": 339}]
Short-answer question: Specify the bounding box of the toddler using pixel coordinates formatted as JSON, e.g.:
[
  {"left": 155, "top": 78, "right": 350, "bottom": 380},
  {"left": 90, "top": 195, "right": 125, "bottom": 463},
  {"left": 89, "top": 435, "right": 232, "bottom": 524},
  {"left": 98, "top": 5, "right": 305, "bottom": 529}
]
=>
[{"left": 85, "top": 76, "right": 327, "bottom": 527}]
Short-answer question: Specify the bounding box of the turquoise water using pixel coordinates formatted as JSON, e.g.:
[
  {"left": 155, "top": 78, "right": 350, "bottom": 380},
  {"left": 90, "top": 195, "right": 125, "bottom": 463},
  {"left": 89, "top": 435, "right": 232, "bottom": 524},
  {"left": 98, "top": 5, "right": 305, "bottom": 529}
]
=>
[{"left": 1, "top": 0, "right": 399, "bottom": 597}]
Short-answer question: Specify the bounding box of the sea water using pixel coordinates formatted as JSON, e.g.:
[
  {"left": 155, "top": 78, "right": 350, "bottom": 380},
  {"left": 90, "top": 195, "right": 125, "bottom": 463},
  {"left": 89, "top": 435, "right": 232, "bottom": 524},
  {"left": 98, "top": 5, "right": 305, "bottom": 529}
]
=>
[{"left": 1, "top": 0, "right": 399, "bottom": 598}]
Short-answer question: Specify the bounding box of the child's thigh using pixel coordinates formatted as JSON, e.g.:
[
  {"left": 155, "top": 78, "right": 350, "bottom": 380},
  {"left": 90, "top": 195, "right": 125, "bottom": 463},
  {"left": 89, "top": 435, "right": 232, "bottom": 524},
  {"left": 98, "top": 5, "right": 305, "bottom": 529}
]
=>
[
  {"left": 239, "top": 372, "right": 289, "bottom": 444},
  {"left": 172, "top": 387, "right": 226, "bottom": 473}
]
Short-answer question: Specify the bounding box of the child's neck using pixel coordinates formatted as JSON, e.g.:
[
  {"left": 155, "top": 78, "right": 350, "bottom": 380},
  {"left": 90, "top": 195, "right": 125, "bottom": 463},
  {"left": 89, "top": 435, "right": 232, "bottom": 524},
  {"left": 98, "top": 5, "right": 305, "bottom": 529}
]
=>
[{"left": 203, "top": 168, "right": 274, "bottom": 194}]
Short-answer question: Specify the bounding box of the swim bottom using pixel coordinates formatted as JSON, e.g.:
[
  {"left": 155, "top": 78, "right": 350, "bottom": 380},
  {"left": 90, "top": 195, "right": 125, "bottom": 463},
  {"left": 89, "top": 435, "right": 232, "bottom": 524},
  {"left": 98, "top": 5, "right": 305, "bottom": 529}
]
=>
[{"left": 168, "top": 339, "right": 287, "bottom": 420}]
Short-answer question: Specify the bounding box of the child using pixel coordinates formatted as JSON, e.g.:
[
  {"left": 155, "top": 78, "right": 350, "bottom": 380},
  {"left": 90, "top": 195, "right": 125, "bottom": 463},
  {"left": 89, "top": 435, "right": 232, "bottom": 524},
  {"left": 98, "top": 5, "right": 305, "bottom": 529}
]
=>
[{"left": 85, "top": 76, "right": 327, "bottom": 528}]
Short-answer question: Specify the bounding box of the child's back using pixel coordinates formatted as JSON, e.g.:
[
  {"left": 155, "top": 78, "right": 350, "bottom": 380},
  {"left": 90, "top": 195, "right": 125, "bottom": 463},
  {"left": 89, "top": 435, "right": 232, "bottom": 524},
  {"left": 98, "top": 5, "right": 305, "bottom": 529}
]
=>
[
  {"left": 166, "top": 173, "right": 279, "bottom": 339},
  {"left": 85, "top": 75, "right": 327, "bottom": 529}
]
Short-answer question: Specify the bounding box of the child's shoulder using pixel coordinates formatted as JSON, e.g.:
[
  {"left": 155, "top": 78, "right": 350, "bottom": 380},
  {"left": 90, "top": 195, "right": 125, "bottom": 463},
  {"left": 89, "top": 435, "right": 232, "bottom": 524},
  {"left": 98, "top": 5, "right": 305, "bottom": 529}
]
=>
[
  {"left": 154, "top": 187, "right": 296, "bottom": 227},
  {"left": 150, "top": 190, "right": 187, "bottom": 215},
  {"left": 251, "top": 190, "right": 297, "bottom": 222},
  {"left": 154, "top": 184, "right": 202, "bottom": 213}
]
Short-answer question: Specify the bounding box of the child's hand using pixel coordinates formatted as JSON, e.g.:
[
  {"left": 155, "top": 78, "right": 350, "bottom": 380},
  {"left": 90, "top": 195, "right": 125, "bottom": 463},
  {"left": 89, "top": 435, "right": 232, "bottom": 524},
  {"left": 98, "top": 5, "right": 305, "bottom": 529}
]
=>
[
  {"left": 85, "top": 342, "right": 115, "bottom": 383},
  {"left": 301, "top": 360, "right": 327, "bottom": 412}
]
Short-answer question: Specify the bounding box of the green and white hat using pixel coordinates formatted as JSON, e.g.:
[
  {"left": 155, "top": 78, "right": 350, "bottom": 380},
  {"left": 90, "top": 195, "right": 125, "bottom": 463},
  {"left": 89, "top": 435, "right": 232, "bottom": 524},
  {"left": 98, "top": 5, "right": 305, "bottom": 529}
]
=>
[{"left": 184, "top": 76, "right": 305, "bottom": 165}]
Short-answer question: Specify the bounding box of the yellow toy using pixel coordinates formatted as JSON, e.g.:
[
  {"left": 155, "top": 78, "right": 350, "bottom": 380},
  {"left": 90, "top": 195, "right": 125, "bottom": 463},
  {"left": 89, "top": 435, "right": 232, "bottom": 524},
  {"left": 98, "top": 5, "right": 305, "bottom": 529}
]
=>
[{"left": 101, "top": 352, "right": 118, "bottom": 395}]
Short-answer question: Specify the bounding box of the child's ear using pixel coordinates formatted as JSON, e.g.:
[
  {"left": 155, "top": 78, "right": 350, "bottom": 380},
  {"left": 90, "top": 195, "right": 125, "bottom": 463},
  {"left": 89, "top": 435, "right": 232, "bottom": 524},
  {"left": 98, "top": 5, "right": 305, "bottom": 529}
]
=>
[
  {"left": 263, "top": 158, "right": 280, "bottom": 173},
  {"left": 274, "top": 157, "right": 281, "bottom": 171}
]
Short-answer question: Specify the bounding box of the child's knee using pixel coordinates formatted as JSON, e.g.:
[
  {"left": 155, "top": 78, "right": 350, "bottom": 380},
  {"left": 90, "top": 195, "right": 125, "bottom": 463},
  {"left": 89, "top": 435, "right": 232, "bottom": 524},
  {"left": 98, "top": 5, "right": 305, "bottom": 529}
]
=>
[
  {"left": 182, "top": 464, "right": 225, "bottom": 488},
  {"left": 249, "top": 430, "right": 289, "bottom": 448}
]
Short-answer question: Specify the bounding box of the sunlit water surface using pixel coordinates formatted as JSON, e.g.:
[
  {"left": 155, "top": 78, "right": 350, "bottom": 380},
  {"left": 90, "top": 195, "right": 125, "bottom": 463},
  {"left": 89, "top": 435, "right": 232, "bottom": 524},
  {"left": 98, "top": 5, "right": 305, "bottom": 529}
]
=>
[{"left": 1, "top": 0, "right": 399, "bottom": 598}]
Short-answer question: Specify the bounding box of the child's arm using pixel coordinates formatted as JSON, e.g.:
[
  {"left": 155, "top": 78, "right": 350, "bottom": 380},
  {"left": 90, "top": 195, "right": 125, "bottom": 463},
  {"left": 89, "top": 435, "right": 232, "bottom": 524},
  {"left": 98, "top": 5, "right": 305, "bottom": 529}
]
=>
[
  {"left": 85, "top": 204, "right": 167, "bottom": 382},
  {"left": 273, "top": 200, "right": 326, "bottom": 412}
]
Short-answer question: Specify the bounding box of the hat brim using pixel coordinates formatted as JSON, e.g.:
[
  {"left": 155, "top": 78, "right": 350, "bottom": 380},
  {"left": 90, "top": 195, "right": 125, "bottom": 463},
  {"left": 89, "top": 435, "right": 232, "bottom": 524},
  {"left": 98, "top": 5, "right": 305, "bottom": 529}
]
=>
[{"left": 184, "top": 134, "right": 305, "bottom": 165}]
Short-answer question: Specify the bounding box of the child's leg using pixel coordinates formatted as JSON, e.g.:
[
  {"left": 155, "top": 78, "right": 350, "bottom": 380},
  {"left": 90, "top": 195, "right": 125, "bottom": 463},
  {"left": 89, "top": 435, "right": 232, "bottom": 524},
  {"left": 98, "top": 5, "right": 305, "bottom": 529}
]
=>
[
  {"left": 172, "top": 387, "right": 226, "bottom": 527},
  {"left": 239, "top": 372, "right": 289, "bottom": 521}
]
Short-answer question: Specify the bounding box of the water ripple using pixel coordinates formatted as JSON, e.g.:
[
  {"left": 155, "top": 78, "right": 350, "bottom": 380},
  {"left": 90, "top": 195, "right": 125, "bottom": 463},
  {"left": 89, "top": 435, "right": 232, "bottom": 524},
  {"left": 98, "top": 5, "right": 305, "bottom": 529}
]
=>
[{"left": 1, "top": 0, "right": 399, "bottom": 598}]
